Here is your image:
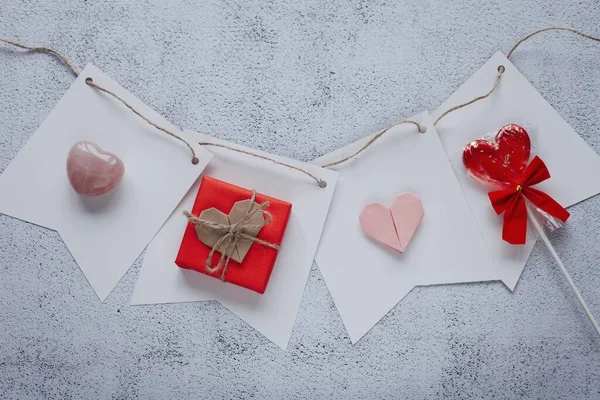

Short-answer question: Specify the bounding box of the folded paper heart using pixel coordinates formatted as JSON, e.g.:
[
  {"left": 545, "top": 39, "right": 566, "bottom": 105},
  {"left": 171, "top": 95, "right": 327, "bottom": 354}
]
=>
[
  {"left": 66, "top": 141, "right": 125, "bottom": 196},
  {"left": 183, "top": 191, "right": 281, "bottom": 280},
  {"left": 192, "top": 199, "right": 267, "bottom": 263},
  {"left": 359, "top": 193, "right": 424, "bottom": 253}
]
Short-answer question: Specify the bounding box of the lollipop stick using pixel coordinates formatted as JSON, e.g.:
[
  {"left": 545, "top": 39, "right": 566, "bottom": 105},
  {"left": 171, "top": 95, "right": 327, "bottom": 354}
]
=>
[{"left": 527, "top": 207, "right": 600, "bottom": 338}]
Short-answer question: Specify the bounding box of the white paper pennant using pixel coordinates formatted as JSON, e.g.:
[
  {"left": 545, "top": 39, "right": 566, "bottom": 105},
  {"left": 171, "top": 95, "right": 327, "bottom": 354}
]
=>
[
  {"left": 0, "top": 65, "right": 212, "bottom": 301},
  {"left": 131, "top": 132, "right": 338, "bottom": 350},
  {"left": 312, "top": 112, "right": 493, "bottom": 343},
  {"left": 432, "top": 51, "right": 600, "bottom": 290}
]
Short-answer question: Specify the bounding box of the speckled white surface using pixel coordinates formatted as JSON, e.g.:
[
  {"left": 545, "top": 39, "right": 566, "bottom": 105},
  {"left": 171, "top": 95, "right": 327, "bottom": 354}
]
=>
[{"left": 1, "top": 0, "right": 600, "bottom": 398}]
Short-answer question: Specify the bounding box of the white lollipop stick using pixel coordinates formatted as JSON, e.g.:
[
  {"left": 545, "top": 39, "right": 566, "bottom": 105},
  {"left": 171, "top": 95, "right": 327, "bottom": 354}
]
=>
[{"left": 527, "top": 206, "right": 600, "bottom": 338}]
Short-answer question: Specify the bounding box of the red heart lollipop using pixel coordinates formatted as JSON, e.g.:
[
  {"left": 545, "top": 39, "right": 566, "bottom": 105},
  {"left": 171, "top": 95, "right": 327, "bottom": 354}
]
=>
[{"left": 463, "top": 124, "right": 531, "bottom": 188}]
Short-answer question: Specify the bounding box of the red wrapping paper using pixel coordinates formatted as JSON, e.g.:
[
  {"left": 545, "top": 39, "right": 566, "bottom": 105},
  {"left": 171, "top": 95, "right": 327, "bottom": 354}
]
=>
[{"left": 175, "top": 176, "right": 292, "bottom": 294}]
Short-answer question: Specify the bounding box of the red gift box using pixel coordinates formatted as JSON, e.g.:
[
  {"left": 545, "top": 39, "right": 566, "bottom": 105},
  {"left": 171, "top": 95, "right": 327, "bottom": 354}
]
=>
[{"left": 175, "top": 176, "right": 292, "bottom": 294}]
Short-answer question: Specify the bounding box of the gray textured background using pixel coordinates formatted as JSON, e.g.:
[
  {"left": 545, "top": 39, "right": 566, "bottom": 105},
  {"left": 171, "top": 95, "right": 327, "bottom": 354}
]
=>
[{"left": 1, "top": 0, "right": 600, "bottom": 398}]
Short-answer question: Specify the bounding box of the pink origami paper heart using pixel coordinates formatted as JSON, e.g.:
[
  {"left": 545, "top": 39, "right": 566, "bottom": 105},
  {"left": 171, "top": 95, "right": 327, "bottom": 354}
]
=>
[{"left": 359, "top": 193, "right": 424, "bottom": 253}]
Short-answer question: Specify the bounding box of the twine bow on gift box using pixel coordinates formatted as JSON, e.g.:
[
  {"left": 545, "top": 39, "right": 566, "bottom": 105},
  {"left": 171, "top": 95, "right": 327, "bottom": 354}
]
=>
[
  {"left": 183, "top": 191, "right": 281, "bottom": 281},
  {"left": 488, "top": 156, "right": 570, "bottom": 245}
]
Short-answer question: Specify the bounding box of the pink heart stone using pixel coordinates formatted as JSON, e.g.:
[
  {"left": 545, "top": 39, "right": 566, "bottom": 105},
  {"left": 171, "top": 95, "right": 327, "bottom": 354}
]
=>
[{"left": 66, "top": 141, "right": 125, "bottom": 196}]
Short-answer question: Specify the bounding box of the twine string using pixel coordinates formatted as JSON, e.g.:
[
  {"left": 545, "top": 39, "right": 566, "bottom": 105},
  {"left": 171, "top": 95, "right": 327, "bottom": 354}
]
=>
[
  {"left": 318, "top": 28, "right": 600, "bottom": 165},
  {"left": 507, "top": 27, "right": 600, "bottom": 59},
  {"left": 0, "top": 37, "right": 80, "bottom": 76},
  {"left": 84, "top": 78, "right": 199, "bottom": 164},
  {"left": 433, "top": 65, "right": 505, "bottom": 126},
  {"left": 183, "top": 190, "right": 280, "bottom": 281},
  {"left": 0, "top": 37, "right": 326, "bottom": 185},
  {"left": 198, "top": 142, "right": 327, "bottom": 187},
  {"left": 321, "top": 119, "right": 425, "bottom": 168},
  {"left": 434, "top": 27, "right": 599, "bottom": 127},
  {"left": 0, "top": 37, "right": 199, "bottom": 163},
  {"left": 3, "top": 28, "right": 598, "bottom": 178}
]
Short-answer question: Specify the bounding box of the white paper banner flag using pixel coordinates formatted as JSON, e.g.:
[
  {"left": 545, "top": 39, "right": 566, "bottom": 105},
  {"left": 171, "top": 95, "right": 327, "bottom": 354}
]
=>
[
  {"left": 0, "top": 65, "right": 212, "bottom": 301},
  {"left": 131, "top": 133, "right": 338, "bottom": 350},
  {"left": 432, "top": 51, "right": 600, "bottom": 290},
  {"left": 312, "top": 112, "right": 493, "bottom": 343}
]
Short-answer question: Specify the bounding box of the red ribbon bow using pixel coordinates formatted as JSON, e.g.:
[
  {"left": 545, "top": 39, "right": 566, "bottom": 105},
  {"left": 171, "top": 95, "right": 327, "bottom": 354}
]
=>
[{"left": 488, "top": 156, "right": 570, "bottom": 245}]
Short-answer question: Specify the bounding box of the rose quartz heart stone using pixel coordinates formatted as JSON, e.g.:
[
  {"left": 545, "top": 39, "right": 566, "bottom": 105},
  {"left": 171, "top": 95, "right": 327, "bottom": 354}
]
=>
[{"left": 66, "top": 141, "right": 125, "bottom": 196}]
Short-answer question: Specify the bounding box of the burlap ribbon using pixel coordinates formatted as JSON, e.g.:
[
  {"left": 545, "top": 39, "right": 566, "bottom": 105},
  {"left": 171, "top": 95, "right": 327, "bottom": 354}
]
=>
[{"left": 183, "top": 191, "right": 280, "bottom": 281}]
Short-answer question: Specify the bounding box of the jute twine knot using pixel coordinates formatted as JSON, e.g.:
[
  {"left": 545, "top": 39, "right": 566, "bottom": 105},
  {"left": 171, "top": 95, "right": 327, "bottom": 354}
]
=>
[{"left": 183, "top": 191, "right": 280, "bottom": 281}]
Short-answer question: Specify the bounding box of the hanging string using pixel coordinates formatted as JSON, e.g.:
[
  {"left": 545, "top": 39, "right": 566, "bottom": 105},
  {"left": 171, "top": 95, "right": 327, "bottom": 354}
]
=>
[
  {"left": 0, "top": 37, "right": 327, "bottom": 185},
  {"left": 434, "top": 27, "right": 599, "bottom": 127},
  {"left": 433, "top": 66, "right": 505, "bottom": 126},
  {"left": 320, "top": 28, "right": 600, "bottom": 163},
  {"left": 198, "top": 142, "right": 327, "bottom": 187},
  {"left": 321, "top": 119, "right": 425, "bottom": 168},
  {"left": 322, "top": 27, "right": 600, "bottom": 160},
  {"left": 4, "top": 28, "right": 599, "bottom": 178},
  {"left": 0, "top": 37, "right": 200, "bottom": 163},
  {"left": 507, "top": 27, "right": 600, "bottom": 59},
  {"left": 0, "top": 37, "right": 80, "bottom": 77},
  {"left": 84, "top": 78, "right": 199, "bottom": 164}
]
